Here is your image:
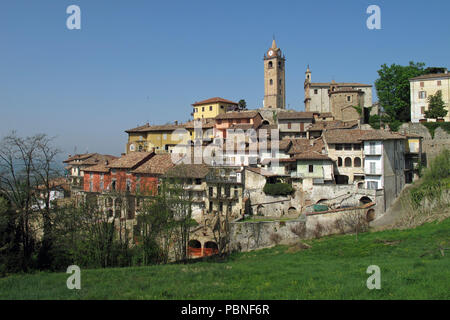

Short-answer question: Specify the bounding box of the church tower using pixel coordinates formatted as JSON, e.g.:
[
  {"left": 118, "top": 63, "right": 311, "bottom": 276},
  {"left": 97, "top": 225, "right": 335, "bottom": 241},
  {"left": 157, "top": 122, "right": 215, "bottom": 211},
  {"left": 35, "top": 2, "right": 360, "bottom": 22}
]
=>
[{"left": 263, "top": 39, "right": 286, "bottom": 109}]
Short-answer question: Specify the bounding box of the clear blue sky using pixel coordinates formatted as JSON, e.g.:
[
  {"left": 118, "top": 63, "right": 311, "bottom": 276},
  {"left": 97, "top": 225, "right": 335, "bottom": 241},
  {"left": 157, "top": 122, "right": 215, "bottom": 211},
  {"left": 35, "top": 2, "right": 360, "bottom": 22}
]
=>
[{"left": 1, "top": 0, "right": 449, "bottom": 156}]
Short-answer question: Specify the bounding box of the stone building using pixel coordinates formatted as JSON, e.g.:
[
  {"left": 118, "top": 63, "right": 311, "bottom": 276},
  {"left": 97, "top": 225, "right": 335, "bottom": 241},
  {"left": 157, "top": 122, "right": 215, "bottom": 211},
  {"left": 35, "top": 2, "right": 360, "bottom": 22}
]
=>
[
  {"left": 277, "top": 111, "right": 315, "bottom": 139},
  {"left": 304, "top": 66, "right": 372, "bottom": 119},
  {"left": 323, "top": 129, "right": 365, "bottom": 186},
  {"left": 263, "top": 39, "right": 286, "bottom": 109}
]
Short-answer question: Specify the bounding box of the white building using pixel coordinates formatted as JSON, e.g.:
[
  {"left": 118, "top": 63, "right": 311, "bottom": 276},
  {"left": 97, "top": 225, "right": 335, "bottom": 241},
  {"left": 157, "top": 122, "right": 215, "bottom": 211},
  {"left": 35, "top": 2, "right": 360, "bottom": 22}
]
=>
[{"left": 409, "top": 72, "right": 450, "bottom": 123}]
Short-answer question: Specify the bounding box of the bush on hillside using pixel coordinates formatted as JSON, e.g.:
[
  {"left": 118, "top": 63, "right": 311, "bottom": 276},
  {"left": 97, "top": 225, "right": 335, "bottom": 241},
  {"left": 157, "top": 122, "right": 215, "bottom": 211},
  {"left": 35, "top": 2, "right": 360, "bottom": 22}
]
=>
[{"left": 263, "top": 183, "right": 294, "bottom": 196}]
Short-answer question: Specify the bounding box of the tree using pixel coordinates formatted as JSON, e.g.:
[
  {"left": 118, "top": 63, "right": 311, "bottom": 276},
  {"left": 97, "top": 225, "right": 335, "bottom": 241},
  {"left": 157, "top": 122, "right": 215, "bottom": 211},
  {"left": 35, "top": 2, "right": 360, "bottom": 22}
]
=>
[
  {"left": 425, "top": 91, "right": 448, "bottom": 120},
  {"left": 375, "top": 62, "right": 426, "bottom": 127},
  {"left": 238, "top": 99, "right": 247, "bottom": 110}
]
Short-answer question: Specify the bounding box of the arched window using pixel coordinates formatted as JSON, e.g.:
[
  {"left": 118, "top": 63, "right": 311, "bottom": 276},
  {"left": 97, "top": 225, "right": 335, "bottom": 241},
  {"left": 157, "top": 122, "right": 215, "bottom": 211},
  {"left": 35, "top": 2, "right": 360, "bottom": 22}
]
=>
[
  {"left": 344, "top": 157, "right": 352, "bottom": 167},
  {"left": 270, "top": 79, "right": 273, "bottom": 85},
  {"left": 338, "top": 157, "right": 343, "bottom": 167},
  {"left": 354, "top": 157, "right": 361, "bottom": 167},
  {"left": 268, "top": 61, "right": 273, "bottom": 68}
]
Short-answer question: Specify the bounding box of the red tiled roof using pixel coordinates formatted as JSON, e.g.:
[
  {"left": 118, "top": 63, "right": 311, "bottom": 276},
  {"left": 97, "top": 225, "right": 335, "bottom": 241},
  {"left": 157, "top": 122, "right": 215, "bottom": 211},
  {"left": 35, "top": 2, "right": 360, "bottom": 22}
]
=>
[
  {"left": 215, "top": 110, "right": 260, "bottom": 120},
  {"left": 164, "top": 164, "right": 210, "bottom": 179},
  {"left": 107, "top": 152, "right": 153, "bottom": 169},
  {"left": 278, "top": 111, "right": 315, "bottom": 120},
  {"left": 309, "top": 82, "right": 372, "bottom": 87},
  {"left": 410, "top": 73, "right": 450, "bottom": 81},
  {"left": 132, "top": 154, "right": 176, "bottom": 175},
  {"left": 192, "top": 97, "right": 238, "bottom": 106}
]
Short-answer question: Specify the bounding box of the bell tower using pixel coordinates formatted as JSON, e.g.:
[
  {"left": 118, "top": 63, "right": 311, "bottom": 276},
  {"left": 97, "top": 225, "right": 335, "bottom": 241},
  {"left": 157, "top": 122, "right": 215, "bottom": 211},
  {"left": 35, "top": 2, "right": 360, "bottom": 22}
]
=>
[{"left": 263, "top": 39, "right": 286, "bottom": 109}]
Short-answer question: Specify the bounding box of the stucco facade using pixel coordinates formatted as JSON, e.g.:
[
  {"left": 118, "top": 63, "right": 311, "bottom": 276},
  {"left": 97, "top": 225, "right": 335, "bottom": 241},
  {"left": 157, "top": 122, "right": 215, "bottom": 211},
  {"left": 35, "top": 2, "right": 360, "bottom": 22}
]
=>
[{"left": 410, "top": 73, "right": 450, "bottom": 123}]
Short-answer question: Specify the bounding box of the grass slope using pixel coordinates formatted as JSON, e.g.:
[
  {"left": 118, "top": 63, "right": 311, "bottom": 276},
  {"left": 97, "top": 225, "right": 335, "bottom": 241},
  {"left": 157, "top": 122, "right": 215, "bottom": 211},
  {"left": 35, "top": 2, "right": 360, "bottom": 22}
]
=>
[{"left": 1, "top": 219, "right": 449, "bottom": 300}]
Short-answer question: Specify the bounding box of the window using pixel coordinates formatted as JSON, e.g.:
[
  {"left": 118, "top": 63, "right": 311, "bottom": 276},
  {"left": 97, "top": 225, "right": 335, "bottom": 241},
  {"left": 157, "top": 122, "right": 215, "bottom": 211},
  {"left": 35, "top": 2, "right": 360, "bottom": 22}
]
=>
[
  {"left": 163, "top": 133, "right": 167, "bottom": 140},
  {"left": 344, "top": 157, "right": 352, "bottom": 167},
  {"left": 219, "top": 202, "right": 223, "bottom": 212},
  {"left": 367, "top": 181, "right": 378, "bottom": 190},
  {"left": 209, "top": 201, "right": 213, "bottom": 212},
  {"left": 209, "top": 187, "right": 213, "bottom": 197},
  {"left": 354, "top": 157, "right": 361, "bottom": 167},
  {"left": 370, "top": 162, "right": 376, "bottom": 174},
  {"left": 369, "top": 142, "right": 376, "bottom": 154},
  {"left": 279, "top": 79, "right": 282, "bottom": 85},
  {"left": 270, "top": 79, "right": 273, "bottom": 85},
  {"left": 308, "top": 165, "right": 314, "bottom": 173},
  {"left": 193, "top": 108, "right": 196, "bottom": 113},
  {"left": 437, "top": 80, "right": 442, "bottom": 86},
  {"left": 338, "top": 157, "right": 343, "bottom": 167},
  {"left": 287, "top": 122, "right": 291, "bottom": 129},
  {"left": 421, "top": 106, "right": 426, "bottom": 114},
  {"left": 220, "top": 105, "right": 224, "bottom": 109},
  {"left": 209, "top": 106, "right": 213, "bottom": 111},
  {"left": 353, "top": 144, "right": 361, "bottom": 150},
  {"left": 314, "top": 89, "right": 318, "bottom": 94},
  {"left": 126, "top": 179, "right": 131, "bottom": 192},
  {"left": 112, "top": 180, "right": 116, "bottom": 191},
  {"left": 420, "top": 82, "right": 424, "bottom": 87},
  {"left": 347, "top": 96, "right": 352, "bottom": 102},
  {"left": 202, "top": 107, "right": 205, "bottom": 112},
  {"left": 419, "top": 91, "right": 427, "bottom": 99},
  {"left": 268, "top": 61, "right": 273, "bottom": 68},
  {"left": 217, "top": 186, "right": 221, "bottom": 197},
  {"left": 344, "top": 144, "right": 352, "bottom": 151},
  {"left": 89, "top": 181, "right": 93, "bottom": 192},
  {"left": 336, "top": 144, "right": 343, "bottom": 150}
]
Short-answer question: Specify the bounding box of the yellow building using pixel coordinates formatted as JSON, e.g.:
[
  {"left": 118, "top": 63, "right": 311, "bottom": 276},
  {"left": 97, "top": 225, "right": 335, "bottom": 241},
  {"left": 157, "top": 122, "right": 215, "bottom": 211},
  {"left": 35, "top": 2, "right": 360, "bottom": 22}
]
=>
[
  {"left": 192, "top": 97, "right": 239, "bottom": 119},
  {"left": 125, "top": 122, "right": 192, "bottom": 153},
  {"left": 125, "top": 119, "right": 216, "bottom": 154},
  {"left": 410, "top": 72, "right": 450, "bottom": 123}
]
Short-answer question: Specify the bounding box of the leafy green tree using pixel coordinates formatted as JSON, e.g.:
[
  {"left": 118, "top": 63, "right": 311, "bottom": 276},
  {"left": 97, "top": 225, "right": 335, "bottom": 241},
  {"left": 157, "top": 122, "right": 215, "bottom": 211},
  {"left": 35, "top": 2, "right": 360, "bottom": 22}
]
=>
[
  {"left": 425, "top": 91, "right": 448, "bottom": 120},
  {"left": 238, "top": 99, "right": 247, "bottom": 110},
  {"left": 368, "top": 114, "right": 381, "bottom": 129},
  {"left": 375, "top": 62, "right": 426, "bottom": 126}
]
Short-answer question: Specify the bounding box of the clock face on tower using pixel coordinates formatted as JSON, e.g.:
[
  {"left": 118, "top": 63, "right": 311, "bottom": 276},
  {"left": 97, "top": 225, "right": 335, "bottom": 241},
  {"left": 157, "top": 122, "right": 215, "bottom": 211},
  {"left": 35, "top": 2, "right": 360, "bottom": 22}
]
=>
[{"left": 268, "top": 50, "right": 273, "bottom": 57}]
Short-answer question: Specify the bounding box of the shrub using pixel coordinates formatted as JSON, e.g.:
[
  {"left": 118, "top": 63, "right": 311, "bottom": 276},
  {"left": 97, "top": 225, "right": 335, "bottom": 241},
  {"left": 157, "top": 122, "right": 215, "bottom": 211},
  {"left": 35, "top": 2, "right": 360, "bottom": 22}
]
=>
[
  {"left": 263, "top": 183, "right": 294, "bottom": 196},
  {"left": 422, "top": 122, "right": 450, "bottom": 138}
]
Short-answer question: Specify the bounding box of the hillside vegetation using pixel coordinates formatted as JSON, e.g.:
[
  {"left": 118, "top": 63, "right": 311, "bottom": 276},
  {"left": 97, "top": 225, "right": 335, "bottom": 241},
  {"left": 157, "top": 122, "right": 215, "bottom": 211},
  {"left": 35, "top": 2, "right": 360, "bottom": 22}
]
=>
[{"left": 0, "top": 218, "right": 448, "bottom": 299}]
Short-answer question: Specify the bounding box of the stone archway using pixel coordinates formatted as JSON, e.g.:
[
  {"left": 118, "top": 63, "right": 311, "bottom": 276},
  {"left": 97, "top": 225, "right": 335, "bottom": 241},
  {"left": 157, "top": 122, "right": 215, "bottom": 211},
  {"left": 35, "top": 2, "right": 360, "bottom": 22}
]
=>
[
  {"left": 359, "top": 196, "right": 372, "bottom": 206},
  {"left": 204, "top": 241, "right": 219, "bottom": 256},
  {"left": 188, "top": 239, "right": 202, "bottom": 257}
]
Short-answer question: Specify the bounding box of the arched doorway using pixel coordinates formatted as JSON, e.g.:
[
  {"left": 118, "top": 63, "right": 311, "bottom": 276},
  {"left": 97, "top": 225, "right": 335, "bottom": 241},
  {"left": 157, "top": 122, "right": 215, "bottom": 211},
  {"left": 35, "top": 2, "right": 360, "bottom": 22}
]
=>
[
  {"left": 204, "top": 241, "right": 219, "bottom": 256},
  {"left": 288, "top": 207, "right": 297, "bottom": 215},
  {"left": 359, "top": 196, "right": 372, "bottom": 206},
  {"left": 188, "top": 240, "right": 202, "bottom": 257}
]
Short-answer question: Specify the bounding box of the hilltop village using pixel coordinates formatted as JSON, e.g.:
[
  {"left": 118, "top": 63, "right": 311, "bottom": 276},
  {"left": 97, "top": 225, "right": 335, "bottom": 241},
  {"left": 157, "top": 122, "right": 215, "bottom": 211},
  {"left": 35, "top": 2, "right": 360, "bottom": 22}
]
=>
[{"left": 62, "top": 40, "right": 441, "bottom": 257}]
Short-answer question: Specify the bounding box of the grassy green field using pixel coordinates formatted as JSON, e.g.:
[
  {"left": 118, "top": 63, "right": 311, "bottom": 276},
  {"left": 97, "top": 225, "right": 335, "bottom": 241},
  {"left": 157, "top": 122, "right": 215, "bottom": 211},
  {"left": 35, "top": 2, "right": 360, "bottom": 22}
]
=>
[{"left": 1, "top": 219, "right": 449, "bottom": 300}]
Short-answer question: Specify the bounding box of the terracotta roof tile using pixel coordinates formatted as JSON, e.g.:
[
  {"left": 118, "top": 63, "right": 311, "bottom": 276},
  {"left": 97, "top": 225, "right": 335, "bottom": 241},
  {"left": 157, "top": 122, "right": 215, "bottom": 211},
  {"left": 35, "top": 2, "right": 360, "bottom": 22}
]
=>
[
  {"left": 192, "top": 97, "right": 238, "bottom": 106},
  {"left": 164, "top": 164, "right": 210, "bottom": 179},
  {"left": 215, "top": 110, "right": 260, "bottom": 120},
  {"left": 277, "top": 111, "right": 315, "bottom": 120},
  {"left": 410, "top": 73, "right": 450, "bottom": 81},
  {"left": 107, "top": 152, "right": 153, "bottom": 169},
  {"left": 132, "top": 154, "right": 176, "bottom": 175}
]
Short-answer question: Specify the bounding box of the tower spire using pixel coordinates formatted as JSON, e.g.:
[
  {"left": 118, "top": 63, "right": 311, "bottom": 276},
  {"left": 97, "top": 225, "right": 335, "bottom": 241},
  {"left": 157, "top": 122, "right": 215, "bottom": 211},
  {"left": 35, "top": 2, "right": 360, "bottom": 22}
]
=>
[{"left": 272, "top": 35, "right": 277, "bottom": 49}]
